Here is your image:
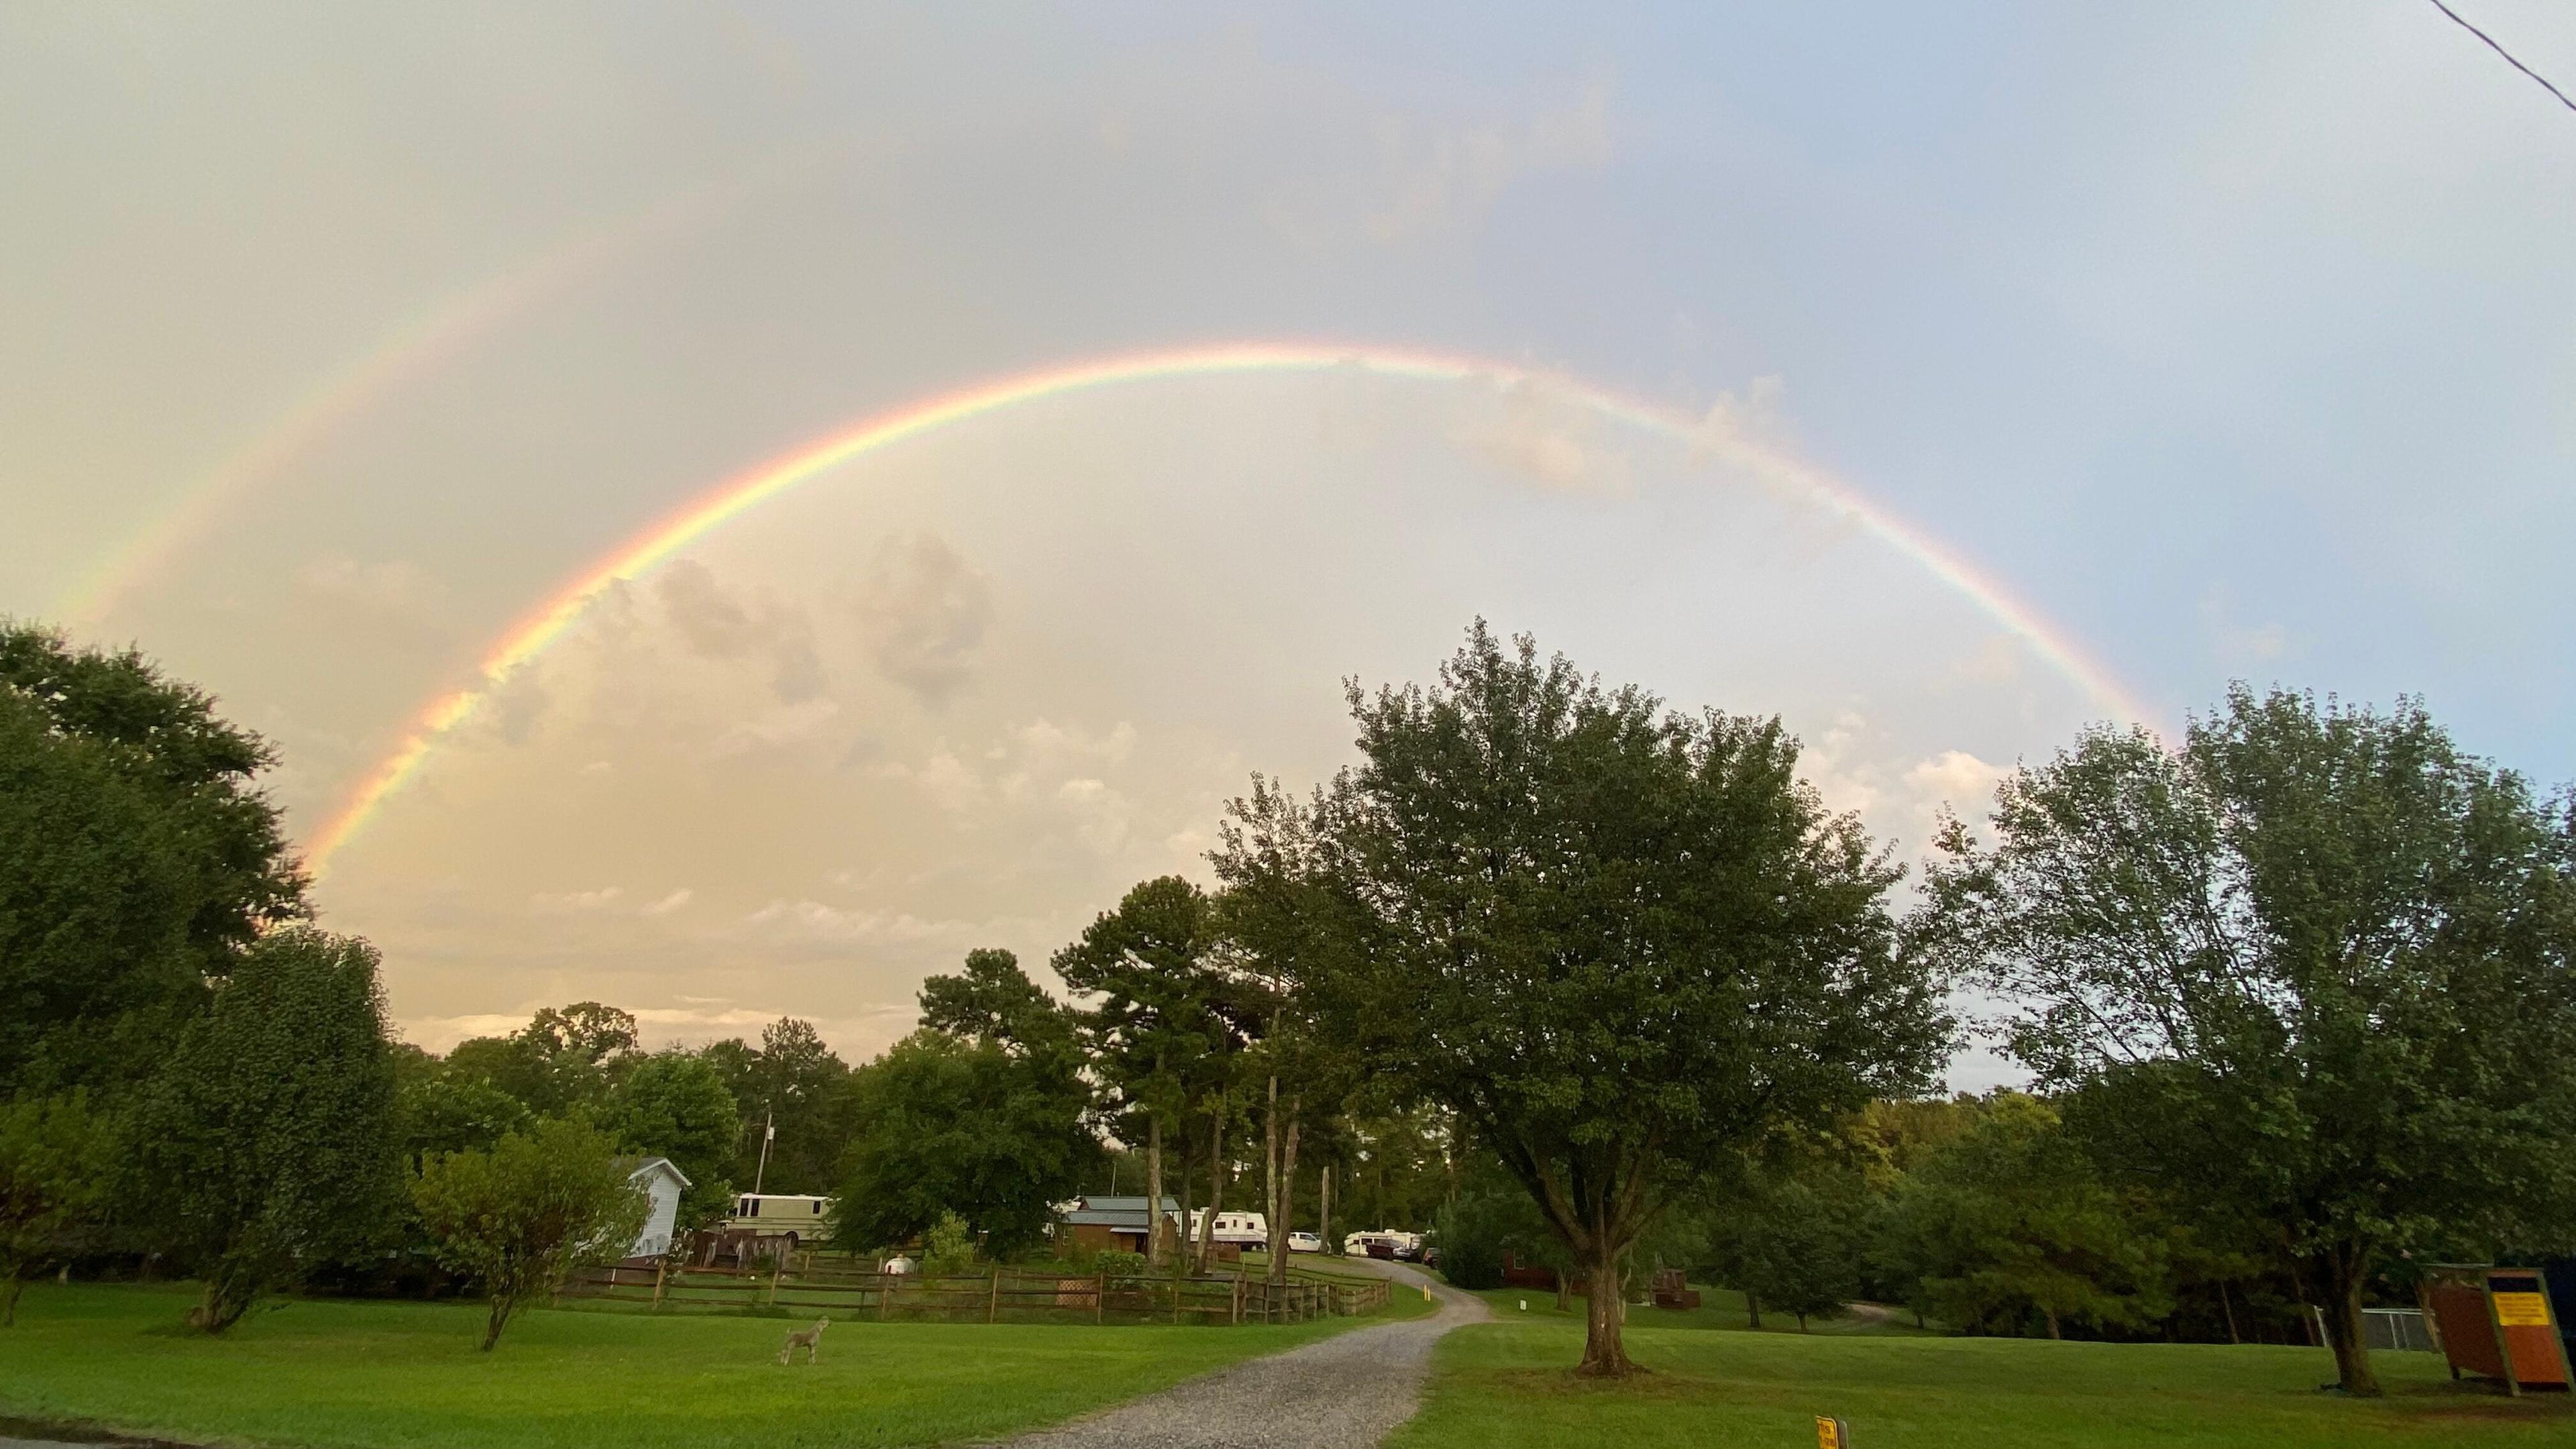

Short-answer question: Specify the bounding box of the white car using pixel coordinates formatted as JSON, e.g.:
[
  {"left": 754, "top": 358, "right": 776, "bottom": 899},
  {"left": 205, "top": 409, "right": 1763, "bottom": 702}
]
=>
[{"left": 1285, "top": 1231, "right": 1323, "bottom": 1253}]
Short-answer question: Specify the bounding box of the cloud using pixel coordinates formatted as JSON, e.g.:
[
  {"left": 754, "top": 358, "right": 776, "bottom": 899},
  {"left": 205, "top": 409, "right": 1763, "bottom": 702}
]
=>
[
  {"left": 643, "top": 888, "right": 694, "bottom": 916},
  {"left": 1904, "top": 751, "right": 2007, "bottom": 813},
  {"left": 1455, "top": 378, "right": 1631, "bottom": 496},
  {"left": 857, "top": 533, "right": 996, "bottom": 706},
  {"left": 2200, "top": 585, "right": 2289, "bottom": 665},
  {"left": 709, "top": 698, "right": 843, "bottom": 759},
  {"left": 531, "top": 885, "right": 624, "bottom": 912},
  {"left": 656, "top": 559, "right": 826, "bottom": 703},
  {"left": 1365, "top": 72, "right": 1615, "bottom": 241}
]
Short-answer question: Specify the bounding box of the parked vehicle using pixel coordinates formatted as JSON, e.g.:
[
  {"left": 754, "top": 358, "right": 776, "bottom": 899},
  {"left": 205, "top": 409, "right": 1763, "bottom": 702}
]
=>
[{"left": 1286, "top": 1231, "right": 1323, "bottom": 1252}]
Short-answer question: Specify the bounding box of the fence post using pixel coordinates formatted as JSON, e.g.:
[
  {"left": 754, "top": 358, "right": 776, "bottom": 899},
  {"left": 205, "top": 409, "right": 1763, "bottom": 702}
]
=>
[
  {"left": 652, "top": 1258, "right": 667, "bottom": 1311},
  {"left": 880, "top": 1273, "right": 893, "bottom": 1322},
  {"left": 1231, "top": 1275, "right": 1242, "bottom": 1325},
  {"left": 767, "top": 1267, "right": 782, "bottom": 1306},
  {"left": 989, "top": 1267, "right": 1002, "bottom": 1324}
]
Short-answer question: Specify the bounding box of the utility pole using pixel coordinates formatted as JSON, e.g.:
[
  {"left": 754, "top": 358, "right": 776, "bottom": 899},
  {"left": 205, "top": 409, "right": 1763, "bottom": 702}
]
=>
[{"left": 753, "top": 1108, "right": 775, "bottom": 1194}]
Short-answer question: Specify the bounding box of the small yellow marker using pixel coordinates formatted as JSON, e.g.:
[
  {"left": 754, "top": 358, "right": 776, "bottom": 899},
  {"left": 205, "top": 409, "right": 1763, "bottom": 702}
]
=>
[
  {"left": 1422, "top": 1284, "right": 1434, "bottom": 1301},
  {"left": 1815, "top": 1415, "right": 1852, "bottom": 1448}
]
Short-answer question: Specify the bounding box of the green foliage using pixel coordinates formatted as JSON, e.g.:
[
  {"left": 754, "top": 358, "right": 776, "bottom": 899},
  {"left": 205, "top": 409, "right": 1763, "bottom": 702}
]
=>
[
  {"left": 609, "top": 1051, "right": 737, "bottom": 1226},
  {"left": 0, "top": 1089, "right": 113, "bottom": 1324},
  {"left": 830, "top": 1030, "right": 1097, "bottom": 1260},
  {"left": 0, "top": 625, "right": 306, "bottom": 1095},
  {"left": 397, "top": 1073, "right": 535, "bottom": 1165},
  {"left": 1091, "top": 1248, "right": 1148, "bottom": 1281},
  {"left": 1435, "top": 1175, "right": 1554, "bottom": 1291},
  {"left": 704, "top": 1018, "right": 851, "bottom": 1193},
  {"left": 411, "top": 1116, "right": 649, "bottom": 1350},
  {"left": 1876, "top": 1093, "right": 2168, "bottom": 1338},
  {"left": 1309, "top": 623, "right": 1949, "bottom": 1373},
  {"left": 920, "top": 1210, "right": 975, "bottom": 1275},
  {"left": 129, "top": 927, "right": 401, "bottom": 1332},
  {"left": 1915, "top": 686, "right": 2576, "bottom": 1391},
  {"left": 918, "top": 949, "right": 1080, "bottom": 1061}
]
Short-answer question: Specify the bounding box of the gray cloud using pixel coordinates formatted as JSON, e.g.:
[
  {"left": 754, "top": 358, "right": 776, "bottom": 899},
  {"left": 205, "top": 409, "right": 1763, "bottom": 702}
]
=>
[
  {"left": 655, "top": 559, "right": 825, "bottom": 704},
  {"left": 857, "top": 533, "right": 996, "bottom": 706}
]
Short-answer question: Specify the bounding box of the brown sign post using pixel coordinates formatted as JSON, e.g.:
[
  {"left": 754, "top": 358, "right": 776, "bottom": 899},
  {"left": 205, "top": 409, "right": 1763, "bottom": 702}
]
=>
[{"left": 2424, "top": 1265, "right": 2574, "bottom": 1395}]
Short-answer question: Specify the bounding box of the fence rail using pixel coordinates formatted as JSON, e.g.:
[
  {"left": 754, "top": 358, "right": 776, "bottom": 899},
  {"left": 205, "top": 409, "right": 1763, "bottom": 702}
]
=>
[{"left": 557, "top": 1259, "right": 1391, "bottom": 1326}]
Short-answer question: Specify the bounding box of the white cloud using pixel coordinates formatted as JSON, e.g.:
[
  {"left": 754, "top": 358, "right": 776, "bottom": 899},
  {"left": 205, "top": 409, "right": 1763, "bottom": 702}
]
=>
[
  {"left": 1904, "top": 751, "right": 2007, "bottom": 814},
  {"left": 531, "top": 885, "right": 624, "bottom": 912},
  {"left": 643, "top": 887, "right": 695, "bottom": 916},
  {"left": 656, "top": 559, "right": 826, "bottom": 703},
  {"left": 709, "top": 698, "right": 843, "bottom": 759},
  {"left": 1455, "top": 378, "right": 1631, "bottom": 496}
]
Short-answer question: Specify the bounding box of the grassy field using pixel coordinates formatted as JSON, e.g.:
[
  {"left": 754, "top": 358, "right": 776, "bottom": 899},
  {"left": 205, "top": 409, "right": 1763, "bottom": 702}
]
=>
[
  {"left": 1466, "top": 1282, "right": 1936, "bottom": 1337},
  {"left": 1388, "top": 1313, "right": 2575, "bottom": 1449},
  {"left": 0, "top": 1281, "right": 1409, "bottom": 1449}
]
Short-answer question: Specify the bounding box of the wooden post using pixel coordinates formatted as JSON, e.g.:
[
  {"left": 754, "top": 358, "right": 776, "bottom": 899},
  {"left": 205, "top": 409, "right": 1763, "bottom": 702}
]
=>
[
  {"left": 1231, "top": 1274, "right": 1242, "bottom": 1325},
  {"left": 1096, "top": 1270, "right": 1108, "bottom": 1324},
  {"left": 880, "top": 1272, "right": 893, "bottom": 1321},
  {"left": 651, "top": 1258, "right": 667, "bottom": 1311},
  {"left": 989, "top": 1267, "right": 1002, "bottom": 1324},
  {"left": 767, "top": 1267, "right": 782, "bottom": 1306}
]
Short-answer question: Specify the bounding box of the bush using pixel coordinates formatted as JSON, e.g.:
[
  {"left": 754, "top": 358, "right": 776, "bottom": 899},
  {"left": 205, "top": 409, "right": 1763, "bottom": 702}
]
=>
[
  {"left": 920, "top": 1210, "right": 975, "bottom": 1276},
  {"left": 1093, "top": 1248, "right": 1147, "bottom": 1282}
]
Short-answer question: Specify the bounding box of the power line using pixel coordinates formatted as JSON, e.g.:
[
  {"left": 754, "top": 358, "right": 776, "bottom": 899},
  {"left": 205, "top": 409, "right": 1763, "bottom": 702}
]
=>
[{"left": 2426, "top": 0, "right": 2576, "bottom": 115}]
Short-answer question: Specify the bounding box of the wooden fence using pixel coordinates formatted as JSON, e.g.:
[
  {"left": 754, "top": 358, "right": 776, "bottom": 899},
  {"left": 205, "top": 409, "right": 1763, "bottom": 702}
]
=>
[{"left": 557, "top": 1258, "right": 1391, "bottom": 1326}]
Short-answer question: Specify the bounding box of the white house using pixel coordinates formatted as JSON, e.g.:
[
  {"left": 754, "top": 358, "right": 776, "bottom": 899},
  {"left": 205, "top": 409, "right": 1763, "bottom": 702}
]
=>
[{"left": 621, "top": 1157, "right": 692, "bottom": 1260}]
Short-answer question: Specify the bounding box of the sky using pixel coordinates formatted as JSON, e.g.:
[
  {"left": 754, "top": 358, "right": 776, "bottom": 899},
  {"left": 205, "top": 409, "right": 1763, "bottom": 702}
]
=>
[{"left": 5, "top": 2, "right": 2571, "bottom": 1087}]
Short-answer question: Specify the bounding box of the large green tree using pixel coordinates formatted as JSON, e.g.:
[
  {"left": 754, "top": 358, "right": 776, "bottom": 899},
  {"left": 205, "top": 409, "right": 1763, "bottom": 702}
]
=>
[
  {"left": 1051, "top": 877, "right": 1236, "bottom": 1265},
  {"left": 1876, "top": 1093, "right": 2169, "bottom": 1339},
  {"left": 0, "top": 626, "right": 305, "bottom": 1093},
  {"left": 1310, "top": 623, "right": 1949, "bottom": 1374},
  {"left": 610, "top": 1051, "right": 738, "bottom": 1227},
  {"left": 1915, "top": 687, "right": 2576, "bottom": 1393},
  {"left": 705, "top": 1017, "right": 851, "bottom": 1193},
  {"left": 131, "top": 928, "right": 402, "bottom": 1332},
  {"left": 828, "top": 1026, "right": 1097, "bottom": 1260}
]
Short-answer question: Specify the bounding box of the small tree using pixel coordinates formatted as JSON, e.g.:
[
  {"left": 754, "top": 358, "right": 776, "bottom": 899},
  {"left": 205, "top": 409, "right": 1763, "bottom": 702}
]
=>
[
  {"left": 0, "top": 1090, "right": 113, "bottom": 1325},
  {"left": 412, "top": 1117, "right": 649, "bottom": 1350},
  {"left": 131, "top": 927, "right": 401, "bottom": 1332}
]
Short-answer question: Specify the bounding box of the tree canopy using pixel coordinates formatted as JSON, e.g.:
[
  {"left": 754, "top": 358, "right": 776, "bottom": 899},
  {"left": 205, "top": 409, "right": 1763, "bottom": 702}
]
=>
[
  {"left": 1915, "top": 686, "right": 2576, "bottom": 1393},
  {"left": 1309, "top": 623, "right": 1949, "bottom": 1373}
]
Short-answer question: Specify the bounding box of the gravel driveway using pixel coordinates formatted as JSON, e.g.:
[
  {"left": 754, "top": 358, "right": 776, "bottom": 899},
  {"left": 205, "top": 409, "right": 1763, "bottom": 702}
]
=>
[{"left": 987, "top": 1258, "right": 1489, "bottom": 1449}]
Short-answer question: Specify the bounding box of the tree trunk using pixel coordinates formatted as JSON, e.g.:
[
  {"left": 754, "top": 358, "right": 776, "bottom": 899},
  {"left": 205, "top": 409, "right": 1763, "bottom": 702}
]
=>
[
  {"left": 2219, "top": 1279, "right": 2241, "bottom": 1345},
  {"left": 2310, "top": 1247, "right": 2381, "bottom": 1397},
  {"left": 1264, "top": 1074, "right": 1279, "bottom": 1258},
  {"left": 1175, "top": 1128, "right": 1197, "bottom": 1279},
  {"left": 2043, "top": 1308, "right": 2061, "bottom": 1340},
  {"left": 1797, "top": 1311, "right": 1809, "bottom": 1332},
  {"left": 480, "top": 1295, "right": 514, "bottom": 1351},
  {"left": 1318, "top": 1163, "right": 1333, "bottom": 1255},
  {"left": 1746, "top": 1289, "right": 1760, "bottom": 1330},
  {"left": 1144, "top": 1114, "right": 1165, "bottom": 1264},
  {"left": 0, "top": 1267, "right": 21, "bottom": 1327},
  {"left": 1576, "top": 1243, "right": 1639, "bottom": 1377},
  {"left": 1271, "top": 1114, "right": 1301, "bottom": 1287},
  {"left": 1200, "top": 1115, "right": 1223, "bottom": 1275}
]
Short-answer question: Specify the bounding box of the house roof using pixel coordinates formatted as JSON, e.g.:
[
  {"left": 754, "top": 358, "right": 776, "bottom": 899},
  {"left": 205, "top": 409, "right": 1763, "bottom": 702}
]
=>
[
  {"left": 615, "top": 1155, "right": 692, "bottom": 1188},
  {"left": 1064, "top": 1195, "right": 1178, "bottom": 1230}
]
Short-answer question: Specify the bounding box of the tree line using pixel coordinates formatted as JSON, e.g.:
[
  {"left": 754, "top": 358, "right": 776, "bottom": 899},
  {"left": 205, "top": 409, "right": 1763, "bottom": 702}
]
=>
[{"left": 4, "top": 619, "right": 2571, "bottom": 1391}]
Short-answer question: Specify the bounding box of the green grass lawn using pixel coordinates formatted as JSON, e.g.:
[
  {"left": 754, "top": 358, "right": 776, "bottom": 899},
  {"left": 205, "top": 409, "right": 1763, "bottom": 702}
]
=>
[
  {"left": 1389, "top": 1314, "right": 2576, "bottom": 1449},
  {"left": 0, "top": 1281, "right": 1400, "bottom": 1449},
  {"left": 1466, "top": 1281, "right": 1935, "bottom": 1337}
]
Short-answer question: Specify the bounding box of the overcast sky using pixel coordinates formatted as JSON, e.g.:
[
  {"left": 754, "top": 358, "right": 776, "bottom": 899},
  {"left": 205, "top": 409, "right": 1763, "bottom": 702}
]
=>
[{"left": 5, "top": 3, "right": 2570, "bottom": 1085}]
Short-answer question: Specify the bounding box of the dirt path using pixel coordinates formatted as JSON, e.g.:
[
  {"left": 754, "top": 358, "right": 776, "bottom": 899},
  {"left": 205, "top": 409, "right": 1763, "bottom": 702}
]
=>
[{"left": 986, "top": 1258, "right": 1489, "bottom": 1449}]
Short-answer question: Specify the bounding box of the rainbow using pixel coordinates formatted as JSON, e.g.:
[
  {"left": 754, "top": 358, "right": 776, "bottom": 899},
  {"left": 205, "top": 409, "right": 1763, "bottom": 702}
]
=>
[
  {"left": 303, "top": 341, "right": 2155, "bottom": 874},
  {"left": 58, "top": 154, "right": 828, "bottom": 624}
]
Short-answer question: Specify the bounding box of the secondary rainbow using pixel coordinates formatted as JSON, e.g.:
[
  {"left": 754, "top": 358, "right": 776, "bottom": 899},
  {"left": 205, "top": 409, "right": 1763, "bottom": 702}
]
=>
[{"left": 304, "top": 341, "right": 2155, "bottom": 874}]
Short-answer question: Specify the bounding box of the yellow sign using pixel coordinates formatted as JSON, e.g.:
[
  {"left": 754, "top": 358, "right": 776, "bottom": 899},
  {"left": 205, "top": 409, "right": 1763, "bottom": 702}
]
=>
[
  {"left": 2495, "top": 1292, "right": 2553, "bottom": 1328},
  {"left": 1815, "top": 1415, "right": 1849, "bottom": 1448}
]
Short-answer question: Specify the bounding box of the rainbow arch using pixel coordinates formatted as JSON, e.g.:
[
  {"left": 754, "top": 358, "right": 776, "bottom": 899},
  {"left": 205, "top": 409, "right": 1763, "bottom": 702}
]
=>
[{"left": 304, "top": 341, "right": 2153, "bottom": 875}]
